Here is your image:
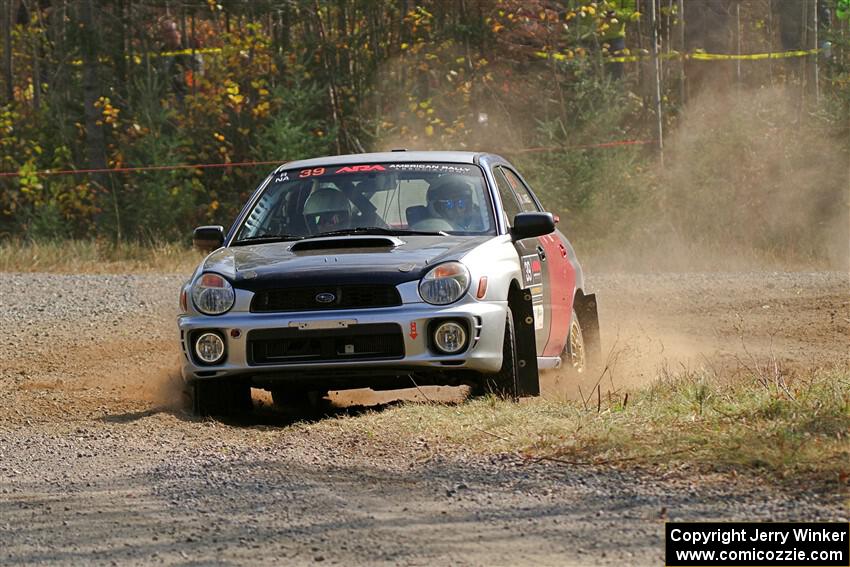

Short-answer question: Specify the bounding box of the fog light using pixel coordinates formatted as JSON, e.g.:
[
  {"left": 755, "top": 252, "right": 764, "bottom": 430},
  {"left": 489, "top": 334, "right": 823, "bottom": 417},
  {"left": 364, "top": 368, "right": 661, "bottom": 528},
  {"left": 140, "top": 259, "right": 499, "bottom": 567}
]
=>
[
  {"left": 432, "top": 321, "right": 467, "bottom": 354},
  {"left": 195, "top": 332, "right": 225, "bottom": 364}
]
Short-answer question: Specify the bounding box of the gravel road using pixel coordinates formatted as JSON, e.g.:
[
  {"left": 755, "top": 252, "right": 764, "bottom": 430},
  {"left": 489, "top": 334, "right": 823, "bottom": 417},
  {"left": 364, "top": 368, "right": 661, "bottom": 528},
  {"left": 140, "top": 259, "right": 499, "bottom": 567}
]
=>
[{"left": 0, "top": 271, "right": 847, "bottom": 566}]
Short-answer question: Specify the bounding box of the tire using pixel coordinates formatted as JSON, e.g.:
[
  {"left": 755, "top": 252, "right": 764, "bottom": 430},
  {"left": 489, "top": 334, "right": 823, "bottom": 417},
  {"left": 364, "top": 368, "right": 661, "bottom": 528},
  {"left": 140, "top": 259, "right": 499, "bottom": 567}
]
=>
[
  {"left": 482, "top": 309, "right": 519, "bottom": 400},
  {"left": 560, "top": 309, "right": 587, "bottom": 375},
  {"left": 191, "top": 378, "right": 253, "bottom": 417}
]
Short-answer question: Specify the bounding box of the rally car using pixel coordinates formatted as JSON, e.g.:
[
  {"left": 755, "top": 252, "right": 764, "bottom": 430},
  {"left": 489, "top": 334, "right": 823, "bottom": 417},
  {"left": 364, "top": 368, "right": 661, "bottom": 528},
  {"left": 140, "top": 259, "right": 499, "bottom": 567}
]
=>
[{"left": 178, "top": 151, "right": 600, "bottom": 416}]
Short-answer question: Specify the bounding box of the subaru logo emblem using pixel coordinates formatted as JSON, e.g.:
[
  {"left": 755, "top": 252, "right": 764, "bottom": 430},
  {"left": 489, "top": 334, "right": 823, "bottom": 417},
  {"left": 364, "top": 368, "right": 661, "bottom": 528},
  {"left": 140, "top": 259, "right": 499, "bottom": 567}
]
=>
[{"left": 315, "top": 292, "right": 336, "bottom": 304}]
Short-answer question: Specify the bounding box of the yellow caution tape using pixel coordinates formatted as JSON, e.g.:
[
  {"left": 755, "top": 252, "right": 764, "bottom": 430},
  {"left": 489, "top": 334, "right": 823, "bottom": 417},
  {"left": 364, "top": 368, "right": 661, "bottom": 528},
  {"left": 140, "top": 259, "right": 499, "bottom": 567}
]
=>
[
  {"left": 608, "top": 54, "right": 643, "bottom": 63},
  {"left": 130, "top": 47, "right": 225, "bottom": 65},
  {"left": 534, "top": 50, "right": 664, "bottom": 63},
  {"left": 688, "top": 49, "right": 818, "bottom": 60},
  {"left": 158, "top": 47, "right": 223, "bottom": 57},
  {"left": 536, "top": 48, "right": 820, "bottom": 63},
  {"left": 74, "top": 45, "right": 819, "bottom": 68},
  {"left": 72, "top": 46, "right": 225, "bottom": 66}
]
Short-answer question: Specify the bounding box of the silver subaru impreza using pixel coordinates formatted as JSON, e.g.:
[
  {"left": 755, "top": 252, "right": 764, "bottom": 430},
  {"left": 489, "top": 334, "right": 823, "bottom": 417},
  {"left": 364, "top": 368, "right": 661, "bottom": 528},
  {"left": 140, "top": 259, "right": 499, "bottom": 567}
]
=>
[{"left": 178, "top": 151, "right": 600, "bottom": 416}]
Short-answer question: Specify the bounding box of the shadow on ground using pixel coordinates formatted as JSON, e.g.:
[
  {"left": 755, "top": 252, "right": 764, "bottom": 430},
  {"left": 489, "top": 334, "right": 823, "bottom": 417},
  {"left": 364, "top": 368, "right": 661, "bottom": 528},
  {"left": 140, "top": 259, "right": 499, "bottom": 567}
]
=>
[{"left": 99, "top": 385, "right": 470, "bottom": 428}]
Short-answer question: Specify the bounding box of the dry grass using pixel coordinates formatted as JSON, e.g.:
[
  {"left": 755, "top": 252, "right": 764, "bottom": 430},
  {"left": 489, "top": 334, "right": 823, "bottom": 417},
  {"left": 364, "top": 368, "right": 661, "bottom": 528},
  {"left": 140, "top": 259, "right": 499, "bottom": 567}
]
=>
[
  {"left": 312, "top": 365, "right": 850, "bottom": 486},
  {"left": 0, "top": 239, "right": 202, "bottom": 274}
]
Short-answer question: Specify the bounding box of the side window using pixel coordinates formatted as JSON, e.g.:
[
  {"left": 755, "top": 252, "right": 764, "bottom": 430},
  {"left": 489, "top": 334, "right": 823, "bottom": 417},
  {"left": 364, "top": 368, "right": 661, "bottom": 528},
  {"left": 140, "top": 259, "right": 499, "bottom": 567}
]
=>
[
  {"left": 493, "top": 167, "right": 522, "bottom": 227},
  {"left": 502, "top": 169, "right": 540, "bottom": 213}
]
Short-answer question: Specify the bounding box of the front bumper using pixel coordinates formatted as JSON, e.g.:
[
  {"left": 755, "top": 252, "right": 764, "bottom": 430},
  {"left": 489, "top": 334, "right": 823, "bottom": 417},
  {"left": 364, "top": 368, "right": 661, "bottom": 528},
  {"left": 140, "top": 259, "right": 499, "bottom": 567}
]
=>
[{"left": 178, "top": 295, "right": 508, "bottom": 387}]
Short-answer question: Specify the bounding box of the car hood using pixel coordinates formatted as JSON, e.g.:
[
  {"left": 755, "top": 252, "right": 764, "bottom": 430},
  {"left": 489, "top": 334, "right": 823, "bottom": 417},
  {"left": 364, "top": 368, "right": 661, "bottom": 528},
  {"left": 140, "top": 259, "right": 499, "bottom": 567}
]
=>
[{"left": 202, "top": 234, "right": 491, "bottom": 290}]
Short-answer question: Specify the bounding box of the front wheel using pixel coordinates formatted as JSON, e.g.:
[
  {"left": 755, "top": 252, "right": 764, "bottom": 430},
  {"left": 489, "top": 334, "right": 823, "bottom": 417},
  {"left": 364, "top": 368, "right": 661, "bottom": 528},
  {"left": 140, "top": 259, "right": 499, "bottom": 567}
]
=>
[
  {"left": 480, "top": 309, "right": 519, "bottom": 400},
  {"left": 191, "top": 378, "right": 253, "bottom": 417}
]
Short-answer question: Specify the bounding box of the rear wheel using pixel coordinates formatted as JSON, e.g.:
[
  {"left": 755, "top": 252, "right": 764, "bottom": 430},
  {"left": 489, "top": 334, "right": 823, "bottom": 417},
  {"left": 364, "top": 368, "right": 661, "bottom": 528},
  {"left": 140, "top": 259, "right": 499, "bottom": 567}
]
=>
[
  {"left": 560, "top": 309, "right": 586, "bottom": 375},
  {"left": 191, "top": 378, "right": 253, "bottom": 417},
  {"left": 481, "top": 309, "right": 519, "bottom": 399}
]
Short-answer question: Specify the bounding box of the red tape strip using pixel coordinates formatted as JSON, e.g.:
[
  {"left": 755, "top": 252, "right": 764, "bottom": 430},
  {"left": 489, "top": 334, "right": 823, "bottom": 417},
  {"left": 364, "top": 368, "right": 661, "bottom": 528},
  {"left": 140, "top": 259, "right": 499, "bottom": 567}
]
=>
[
  {"left": 0, "top": 139, "right": 655, "bottom": 178},
  {"left": 0, "top": 159, "right": 285, "bottom": 179}
]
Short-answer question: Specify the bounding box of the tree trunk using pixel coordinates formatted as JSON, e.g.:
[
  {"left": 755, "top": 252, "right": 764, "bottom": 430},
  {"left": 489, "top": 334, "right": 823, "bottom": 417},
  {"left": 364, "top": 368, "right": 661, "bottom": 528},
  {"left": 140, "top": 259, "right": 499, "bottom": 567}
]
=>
[
  {"left": 79, "top": 0, "right": 105, "bottom": 169},
  {"left": 113, "top": 0, "right": 127, "bottom": 93},
  {"left": 25, "top": 0, "right": 40, "bottom": 112},
  {"left": 79, "top": 0, "right": 112, "bottom": 234},
  {"left": 3, "top": 0, "right": 14, "bottom": 104},
  {"left": 313, "top": 1, "right": 344, "bottom": 154}
]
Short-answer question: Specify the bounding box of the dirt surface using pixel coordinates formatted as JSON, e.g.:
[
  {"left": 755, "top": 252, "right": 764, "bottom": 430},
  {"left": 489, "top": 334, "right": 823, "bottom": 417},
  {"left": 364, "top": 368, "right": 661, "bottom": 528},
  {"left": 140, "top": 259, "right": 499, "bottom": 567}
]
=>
[{"left": 0, "top": 271, "right": 847, "bottom": 566}]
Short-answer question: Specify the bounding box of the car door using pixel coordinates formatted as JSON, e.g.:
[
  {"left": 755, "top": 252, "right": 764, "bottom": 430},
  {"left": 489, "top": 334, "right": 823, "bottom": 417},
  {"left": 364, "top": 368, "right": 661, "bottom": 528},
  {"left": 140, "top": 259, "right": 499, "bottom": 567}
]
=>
[
  {"left": 492, "top": 166, "right": 551, "bottom": 355},
  {"left": 498, "top": 167, "right": 575, "bottom": 358}
]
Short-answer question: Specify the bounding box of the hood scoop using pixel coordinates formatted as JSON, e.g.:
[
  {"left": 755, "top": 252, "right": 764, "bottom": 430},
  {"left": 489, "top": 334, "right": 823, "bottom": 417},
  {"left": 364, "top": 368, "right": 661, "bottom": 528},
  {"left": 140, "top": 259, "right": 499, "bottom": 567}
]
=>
[{"left": 290, "top": 235, "right": 402, "bottom": 252}]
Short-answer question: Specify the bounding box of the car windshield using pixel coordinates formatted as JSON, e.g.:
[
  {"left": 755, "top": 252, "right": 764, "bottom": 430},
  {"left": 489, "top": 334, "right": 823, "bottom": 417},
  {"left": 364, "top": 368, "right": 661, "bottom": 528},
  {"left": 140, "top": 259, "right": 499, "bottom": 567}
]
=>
[{"left": 233, "top": 162, "right": 496, "bottom": 243}]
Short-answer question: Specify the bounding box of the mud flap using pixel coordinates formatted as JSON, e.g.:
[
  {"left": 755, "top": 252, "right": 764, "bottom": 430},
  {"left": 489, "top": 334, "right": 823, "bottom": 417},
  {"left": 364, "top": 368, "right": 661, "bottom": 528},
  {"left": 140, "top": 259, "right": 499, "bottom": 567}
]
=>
[
  {"left": 575, "top": 293, "right": 601, "bottom": 367},
  {"left": 514, "top": 290, "right": 541, "bottom": 397}
]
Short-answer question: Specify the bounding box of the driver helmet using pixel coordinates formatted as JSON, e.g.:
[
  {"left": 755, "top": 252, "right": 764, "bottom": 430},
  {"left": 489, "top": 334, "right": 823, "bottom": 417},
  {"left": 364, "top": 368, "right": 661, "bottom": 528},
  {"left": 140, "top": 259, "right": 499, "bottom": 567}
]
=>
[
  {"left": 426, "top": 176, "right": 475, "bottom": 225},
  {"left": 303, "top": 187, "right": 352, "bottom": 234}
]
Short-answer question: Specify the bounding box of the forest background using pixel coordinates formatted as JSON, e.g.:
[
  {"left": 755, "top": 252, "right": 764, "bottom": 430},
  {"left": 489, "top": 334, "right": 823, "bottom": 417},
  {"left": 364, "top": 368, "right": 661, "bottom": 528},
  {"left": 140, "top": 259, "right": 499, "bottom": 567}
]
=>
[{"left": 1, "top": 0, "right": 848, "bottom": 270}]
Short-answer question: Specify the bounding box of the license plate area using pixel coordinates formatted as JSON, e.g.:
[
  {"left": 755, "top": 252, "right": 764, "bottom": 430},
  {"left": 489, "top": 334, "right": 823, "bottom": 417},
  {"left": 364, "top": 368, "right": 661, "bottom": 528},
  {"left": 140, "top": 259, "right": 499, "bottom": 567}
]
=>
[{"left": 247, "top": 323, "right": 405, "bottom": 365}]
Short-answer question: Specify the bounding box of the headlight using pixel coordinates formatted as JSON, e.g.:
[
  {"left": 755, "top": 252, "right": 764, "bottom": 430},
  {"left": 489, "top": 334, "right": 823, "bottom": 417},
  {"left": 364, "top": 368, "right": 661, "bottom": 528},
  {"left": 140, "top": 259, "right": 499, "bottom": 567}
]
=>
[
  {"left": 419, "top": 262, "right": 470, "bottom": 305},
  {"left": 191, "top": 273, "right": 235, "bottom": 315}
]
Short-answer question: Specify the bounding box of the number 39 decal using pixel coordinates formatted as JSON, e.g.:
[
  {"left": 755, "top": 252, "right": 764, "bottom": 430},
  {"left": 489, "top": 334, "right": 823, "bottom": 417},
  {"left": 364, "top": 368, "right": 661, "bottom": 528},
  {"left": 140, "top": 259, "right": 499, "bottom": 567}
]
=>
[{"left": 299, "top": 167, "right": 326, "bottom": 178}]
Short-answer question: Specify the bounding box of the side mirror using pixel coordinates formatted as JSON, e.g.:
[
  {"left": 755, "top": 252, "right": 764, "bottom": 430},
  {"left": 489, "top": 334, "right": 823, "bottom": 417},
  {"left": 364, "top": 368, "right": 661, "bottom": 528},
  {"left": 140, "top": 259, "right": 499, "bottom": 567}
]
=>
[
  {"left": 193, "top": 225, "right": 225, "bottom": 252},
  {"left": 511, "top": 212, "right": 555, "bottom": 241}
]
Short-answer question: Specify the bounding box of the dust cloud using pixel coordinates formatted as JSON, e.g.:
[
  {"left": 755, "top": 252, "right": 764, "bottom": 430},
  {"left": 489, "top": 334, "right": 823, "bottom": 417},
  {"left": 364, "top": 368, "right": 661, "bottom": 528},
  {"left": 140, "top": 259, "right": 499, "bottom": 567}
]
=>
[
  {"left": 611, "top": 86, "right": 849, "bottom": 272},
  {"left": 569, "top": 87, "right": 849, "bottom": 394},
  {"left": 539, "top": 316, "right": 713, "bottom": 401},
  {"left": 68, "top": 338, "right": 187, "bottom": 413}
]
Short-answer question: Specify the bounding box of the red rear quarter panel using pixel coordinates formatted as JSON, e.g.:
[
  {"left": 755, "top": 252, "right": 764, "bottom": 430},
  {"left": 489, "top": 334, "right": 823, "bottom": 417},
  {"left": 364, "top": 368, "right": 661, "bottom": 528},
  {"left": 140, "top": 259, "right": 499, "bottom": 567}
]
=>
[{"left": 540, "top": 231, "right": 576, "bottom": 356}]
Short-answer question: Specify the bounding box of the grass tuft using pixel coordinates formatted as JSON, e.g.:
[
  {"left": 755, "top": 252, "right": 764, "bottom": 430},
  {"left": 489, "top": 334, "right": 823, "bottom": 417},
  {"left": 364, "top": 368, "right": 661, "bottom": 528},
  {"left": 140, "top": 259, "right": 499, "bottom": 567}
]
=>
[{"left": 312, "top": 365, "right": 850, "bottom": 486}]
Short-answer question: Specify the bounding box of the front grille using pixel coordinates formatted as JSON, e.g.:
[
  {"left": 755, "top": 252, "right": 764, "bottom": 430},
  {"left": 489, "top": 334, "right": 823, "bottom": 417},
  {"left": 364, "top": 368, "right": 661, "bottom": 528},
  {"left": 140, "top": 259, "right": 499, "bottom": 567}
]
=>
[
  {"left": 251, "top": 285, "right": 401, "bottom": 313},
  {"left": 247, "top": 323, "right": 405, "bottom": 365}
]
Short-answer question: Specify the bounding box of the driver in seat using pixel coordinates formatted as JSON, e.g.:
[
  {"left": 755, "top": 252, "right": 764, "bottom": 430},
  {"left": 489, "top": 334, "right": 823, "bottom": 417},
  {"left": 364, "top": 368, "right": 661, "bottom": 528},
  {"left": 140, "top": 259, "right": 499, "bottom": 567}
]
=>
[
  {"left": 426, "top": 176, "right": 482, "bottom": 231},
  {"left": 303, "top": 187, "right": 352, "bottom": 235}
]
